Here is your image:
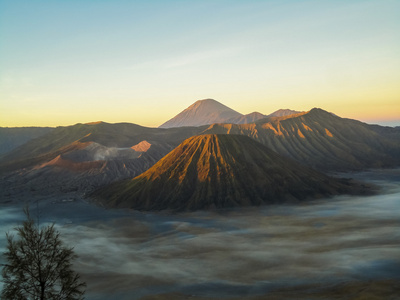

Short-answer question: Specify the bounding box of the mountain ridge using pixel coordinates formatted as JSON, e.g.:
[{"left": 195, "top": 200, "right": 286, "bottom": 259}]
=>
[
  {"left": 268, "top": 109, "right": 302, "bottom": 117},
  {"left": 1, "top": 107, "right": 400, "bottom": 174},
  {"left": 226, "top": 112, "right": 267, "bottom": 124},
  {"left": 0, "top": 127, "right": 54, "bottom": 156},
  {"left": 93, "top": 134, "right": 370, "bottom": 211},
  {"left": 1, "top": 103, "right": 399, "bottom": 203},
  {"left": 202, "top": 108, "right": 400, "bottom": 171},
  {"left": 158, "top": 99, "right": 303, "bottom": 128}
]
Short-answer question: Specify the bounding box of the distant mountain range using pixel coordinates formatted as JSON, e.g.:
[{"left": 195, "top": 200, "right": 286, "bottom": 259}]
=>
[
  {"left": 159, "top": 99, "right": 301, "bottom": 128},
  {"left": 268, "top": 109, "right": 302, "bottom": 118},
  {"left": 93, "top": 134, "right": 369, "bottom": 211},
  {"left": 1, "top": 99, "right": 399, "bottom": 210},
  {"left": 2, "top": 107, "right": 398, "bottom": 175},
  {"left": 202, "top": 108, "right": 400, "bottom": 171},
  {"left": 225, "top": 112, "right": 266, "bottom": 124}
]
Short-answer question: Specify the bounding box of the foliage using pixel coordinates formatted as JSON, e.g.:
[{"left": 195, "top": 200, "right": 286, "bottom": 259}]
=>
[{"left": 1, "top": 208, "right": 85, "bottom": 300}]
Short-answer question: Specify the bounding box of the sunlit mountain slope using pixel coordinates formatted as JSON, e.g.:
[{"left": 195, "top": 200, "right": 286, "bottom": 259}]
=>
[
  {"left": 93, "top": 134, "right": 367, "bottom": 211},
  {"left": 202, "top": 108, "right": 400, "bottom": 171}
]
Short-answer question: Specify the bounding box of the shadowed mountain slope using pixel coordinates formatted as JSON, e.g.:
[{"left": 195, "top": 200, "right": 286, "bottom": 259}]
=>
[
  {"left": 0, "top": 138, "right": 174, "bottom": 201},
  {"left": 0, "top": 122, "right": 203, "bottom": 199},
  {"left": 2, "top": 108, "right": 399, "bottom": 177},
  {"left": 202, "top": 108, "right": 400, "bottom": 171},
  {"left": 93, "top": 134, "right": 364, "bottom": 211},
  {"left": 0, "top": 127, "right": 54, "bottom": 156},
  {"left": 159, "top": 99, "right": 242, "bottom": 128},
  {"left": 0, "top": 122, "right": 204, "bottom": 174}
]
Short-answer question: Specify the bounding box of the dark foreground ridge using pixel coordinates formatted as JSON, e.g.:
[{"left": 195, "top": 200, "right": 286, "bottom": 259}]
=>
[{"left": 93, "top": 134, "right": 372, "bottom": 211}]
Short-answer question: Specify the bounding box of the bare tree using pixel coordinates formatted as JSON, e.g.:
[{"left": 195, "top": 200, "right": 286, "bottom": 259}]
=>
[{"left": 1, "top": 208, "right": 85, "bottom": 300}]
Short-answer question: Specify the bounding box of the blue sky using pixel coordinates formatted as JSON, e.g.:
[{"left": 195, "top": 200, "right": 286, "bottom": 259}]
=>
[{"left": 1, "top": 0, "right": 399, "bottom": 127}]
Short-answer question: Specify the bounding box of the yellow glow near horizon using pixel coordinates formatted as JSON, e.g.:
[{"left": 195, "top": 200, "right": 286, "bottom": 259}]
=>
[
  {"left": 0, "top": 1, "right": 399, "bottom": 128},
  {"left": 1, "top": 94, "right": 399, "bottom": 128}
]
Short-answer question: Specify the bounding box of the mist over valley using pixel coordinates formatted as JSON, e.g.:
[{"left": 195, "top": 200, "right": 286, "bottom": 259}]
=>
[{"left": 0, "top": 169, "right": 399, "bottom": 299}]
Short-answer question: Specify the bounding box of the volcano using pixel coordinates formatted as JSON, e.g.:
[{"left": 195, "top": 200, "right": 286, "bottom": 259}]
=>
[
  {"left": 94, "top": 134, "right": 363, "bottom": 211},
  {"left": 158, "top": 99, "right": 242, "bottom": 128}
]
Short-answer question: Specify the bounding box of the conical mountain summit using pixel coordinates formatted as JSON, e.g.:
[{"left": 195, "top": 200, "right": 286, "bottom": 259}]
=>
[
  {"left": 158, "top": 99, "right": 242, "bottom": 128},
  {"left": 94, "top": 134, "right": 362, "bottom": 211}
]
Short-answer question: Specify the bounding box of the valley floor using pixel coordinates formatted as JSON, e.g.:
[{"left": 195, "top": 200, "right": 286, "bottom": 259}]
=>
[{"left": 0, "top": 169, "right": 399, "bottom": 299}]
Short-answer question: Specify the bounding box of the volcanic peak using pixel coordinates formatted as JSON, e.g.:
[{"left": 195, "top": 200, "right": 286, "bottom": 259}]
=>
[
  {"left": 94, "top": 134, "right": 360, "bottom": 211},
  {"left": 158, "top": 99, "right": 242, "bottom": 128}
]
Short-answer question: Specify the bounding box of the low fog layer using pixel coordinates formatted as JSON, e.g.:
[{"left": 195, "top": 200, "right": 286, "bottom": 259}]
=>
[{"left": 0, "top": 169, "right": 399, "bottom": 299}]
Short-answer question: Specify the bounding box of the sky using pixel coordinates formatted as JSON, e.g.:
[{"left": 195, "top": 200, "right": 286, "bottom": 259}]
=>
[{"left": 0, "top": 0, "right": 399, "bottom": 128}]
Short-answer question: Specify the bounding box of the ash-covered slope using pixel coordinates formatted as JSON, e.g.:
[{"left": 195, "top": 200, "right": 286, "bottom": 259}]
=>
[
  {"left": 0, "top": 121, "right": 203, "bottom": 174},
  {"left": 159, "top": 99, "right": 242, "bottom": 128},
  {"left": 0, "top": 138, "right": 171, "bottom": 201},
  {"left": 94, "top": 134, "right": 361, "bottom": 211}
]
